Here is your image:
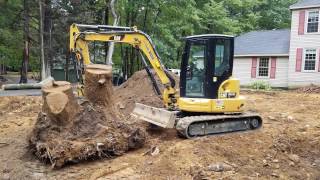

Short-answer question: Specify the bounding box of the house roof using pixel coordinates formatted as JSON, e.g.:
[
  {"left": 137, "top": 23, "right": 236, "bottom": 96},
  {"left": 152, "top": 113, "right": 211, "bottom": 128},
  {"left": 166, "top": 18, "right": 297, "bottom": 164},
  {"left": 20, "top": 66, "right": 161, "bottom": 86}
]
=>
[
  {"left": 290, "top": 0, "right": 320, "bottom": 10},
  {"left": 234, "top": 29, "right": 290, "bottom": 57}
]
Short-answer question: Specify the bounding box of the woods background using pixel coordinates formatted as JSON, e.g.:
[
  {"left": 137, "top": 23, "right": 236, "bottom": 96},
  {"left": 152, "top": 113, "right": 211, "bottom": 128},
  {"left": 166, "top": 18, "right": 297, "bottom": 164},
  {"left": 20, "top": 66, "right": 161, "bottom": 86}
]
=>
[{"left": 0, "top": 0, "right": 297, "bottom": 82}]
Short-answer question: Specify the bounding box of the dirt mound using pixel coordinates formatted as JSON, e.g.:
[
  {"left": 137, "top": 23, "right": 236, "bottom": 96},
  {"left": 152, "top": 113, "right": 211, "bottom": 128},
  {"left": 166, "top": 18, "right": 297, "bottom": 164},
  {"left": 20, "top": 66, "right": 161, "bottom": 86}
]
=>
[
  {"left": 296, "top": 84, "right": 320, "bottom": 93},
  {"left": 29, "top": 66, "right": 146, "bottom": 168},
  {"left": 114, "top": 70, "right": 179, "bottom": 116}
]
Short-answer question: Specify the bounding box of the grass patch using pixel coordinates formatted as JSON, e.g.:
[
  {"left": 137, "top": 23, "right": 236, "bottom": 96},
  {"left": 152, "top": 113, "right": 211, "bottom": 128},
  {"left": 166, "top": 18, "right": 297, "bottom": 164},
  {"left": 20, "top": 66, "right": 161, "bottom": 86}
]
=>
[{"left": 250, "top": 81, "right": 272, "bottom": 91}]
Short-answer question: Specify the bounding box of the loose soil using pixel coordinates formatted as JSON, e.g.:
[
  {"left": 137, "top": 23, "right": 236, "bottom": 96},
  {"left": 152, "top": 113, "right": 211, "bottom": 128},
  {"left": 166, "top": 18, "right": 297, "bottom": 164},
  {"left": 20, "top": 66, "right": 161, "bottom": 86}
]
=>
[
  {"left": 0, "top": 71, "right": 319, "bottom": 179},
  {"left": 114, "top": 70, "right": 179, "bottom": 116},
  {"left": 296, "top": 84, "right": 320, "bottom": 94}
]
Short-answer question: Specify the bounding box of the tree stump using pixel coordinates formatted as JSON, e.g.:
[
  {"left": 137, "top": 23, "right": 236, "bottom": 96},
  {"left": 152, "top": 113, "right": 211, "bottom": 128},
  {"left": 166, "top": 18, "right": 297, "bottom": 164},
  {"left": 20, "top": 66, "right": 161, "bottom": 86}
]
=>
[
  {"left": 42, "top": 81, "right": 80, "bottom": 125},
  {"left": 84, "top": 64, "right": 113, "bottom": 106},
  {"left": 30, "top": 67, "right": 146, "bottom": 168}
]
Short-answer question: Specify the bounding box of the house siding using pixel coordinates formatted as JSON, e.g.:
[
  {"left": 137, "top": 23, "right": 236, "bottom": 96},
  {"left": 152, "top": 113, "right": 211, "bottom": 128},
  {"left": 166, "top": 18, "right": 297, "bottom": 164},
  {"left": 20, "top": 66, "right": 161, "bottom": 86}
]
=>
[
  {"left": 233, "top": 57, "right": 289, "bottom": 88},
  {"left": 288, "top": 9, "right": 320, "bottom": 88}
]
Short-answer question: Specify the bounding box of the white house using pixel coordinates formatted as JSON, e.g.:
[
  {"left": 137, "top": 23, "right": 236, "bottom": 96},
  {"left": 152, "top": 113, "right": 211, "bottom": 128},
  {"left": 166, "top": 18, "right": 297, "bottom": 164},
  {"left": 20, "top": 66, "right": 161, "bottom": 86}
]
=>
[{"left": 233, "top": 0, "right": 320, "bottom": 88}]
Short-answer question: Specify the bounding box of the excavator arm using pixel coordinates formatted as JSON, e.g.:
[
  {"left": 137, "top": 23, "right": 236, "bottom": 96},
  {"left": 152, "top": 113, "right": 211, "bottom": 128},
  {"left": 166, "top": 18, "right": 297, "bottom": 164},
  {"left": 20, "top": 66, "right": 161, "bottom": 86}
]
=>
[{"left": 69, "top": 23, "right": 177, "bottom": 107}]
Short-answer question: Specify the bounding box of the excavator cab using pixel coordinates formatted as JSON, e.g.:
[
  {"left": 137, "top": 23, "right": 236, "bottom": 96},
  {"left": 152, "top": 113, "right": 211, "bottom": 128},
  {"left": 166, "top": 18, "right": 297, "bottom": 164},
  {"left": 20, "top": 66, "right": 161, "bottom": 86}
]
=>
[
  {"left": 180, "top": 35, "right": 234, "bottom": 99},
  {"left": 177, "top": 35, "right": 245, "bottom": 114}
]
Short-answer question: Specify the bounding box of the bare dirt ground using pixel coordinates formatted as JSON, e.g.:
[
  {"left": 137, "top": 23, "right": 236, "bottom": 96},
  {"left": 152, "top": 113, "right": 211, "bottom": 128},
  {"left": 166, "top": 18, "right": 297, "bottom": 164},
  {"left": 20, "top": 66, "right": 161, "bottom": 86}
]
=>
[{"left": 0, "top": 73, "right": 319, "bottom": 179}]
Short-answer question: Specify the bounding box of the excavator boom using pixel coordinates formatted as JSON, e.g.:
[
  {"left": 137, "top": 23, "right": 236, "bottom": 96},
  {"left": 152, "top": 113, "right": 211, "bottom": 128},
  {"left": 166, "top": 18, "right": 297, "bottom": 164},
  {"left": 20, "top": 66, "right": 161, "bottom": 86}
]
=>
[{"left": 70, "top": 23, "right": 177, "bottom": 107}]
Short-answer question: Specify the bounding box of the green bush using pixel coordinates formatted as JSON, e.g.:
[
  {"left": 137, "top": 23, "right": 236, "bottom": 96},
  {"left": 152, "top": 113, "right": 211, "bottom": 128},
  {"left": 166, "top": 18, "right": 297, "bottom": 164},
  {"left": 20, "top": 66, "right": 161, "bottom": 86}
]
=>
[{"left": 250, "top": 81, "right": 272, "bottom": 90}]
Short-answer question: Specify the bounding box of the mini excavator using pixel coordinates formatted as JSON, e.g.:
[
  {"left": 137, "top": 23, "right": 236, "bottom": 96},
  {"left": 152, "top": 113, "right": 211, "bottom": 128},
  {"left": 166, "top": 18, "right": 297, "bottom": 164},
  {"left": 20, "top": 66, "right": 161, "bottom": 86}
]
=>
[{"left": 69, "top": 23, "right": 262, "bottom": 138}]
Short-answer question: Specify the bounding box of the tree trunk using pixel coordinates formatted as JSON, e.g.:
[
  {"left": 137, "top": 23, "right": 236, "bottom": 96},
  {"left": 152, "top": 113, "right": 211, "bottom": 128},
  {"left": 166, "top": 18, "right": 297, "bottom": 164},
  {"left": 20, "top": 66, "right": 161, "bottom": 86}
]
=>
[
  {"left": 39, "top": 0, "right": 46, "bottom": 80},
  {"left": 125, "top": 47, "right": 129, "bottom": 79},
  {"left": 42, "top": 81, "right": 80, "bottom": 125},
  {"left": 120, "top": 44, "right": 126, "bottom": 80},
  {"left": 44, "top": 0, "right": 52, "bottom": 77},
  {"left": 0, "top": 60, "right": 4, "bottom": 75},
  {"left": 106, "top": 0, "right": 119, "bottom": 65},
  {"left": 176, "top": 49, "right": 181, "bottom": 63},
  {"left": 104, "top": 0, "right": 109, "bottom": 64},
  {"left": 20, "top": 0, "right": 30, "bottom": 84},
  {"left": 0, "top": 63, "right": 4, "bottom": 75},
  {"left": 124, "top": 2, "right": 130, "bottom": 79},
  {"left": 20, "top": 41, "right": 29, "bottom": 84},
  {"left": 142, "top": 0, "right": 150, "bottom": 32},
  {"left": 93, "top": 41, "right": 96, "bottom": 63},
  {"left": 84, "top": 64, "right": 113, "bottom": 106},
  {"left": 65, "top": 40, "right": 70, "bottom": 81},
  {"left": 3, "top": 83, "right": 42, "bottom": 90},
  {"left": 151, "top": 8, "right": 161, "bottom": 34}
]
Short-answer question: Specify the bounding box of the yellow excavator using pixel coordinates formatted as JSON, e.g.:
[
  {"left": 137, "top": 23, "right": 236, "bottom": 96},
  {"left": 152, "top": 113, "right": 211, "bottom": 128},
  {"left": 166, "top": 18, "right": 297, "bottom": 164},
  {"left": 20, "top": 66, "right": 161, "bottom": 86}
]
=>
[{"left": 69, "top": 23, "right": 262, "bottom": 138}]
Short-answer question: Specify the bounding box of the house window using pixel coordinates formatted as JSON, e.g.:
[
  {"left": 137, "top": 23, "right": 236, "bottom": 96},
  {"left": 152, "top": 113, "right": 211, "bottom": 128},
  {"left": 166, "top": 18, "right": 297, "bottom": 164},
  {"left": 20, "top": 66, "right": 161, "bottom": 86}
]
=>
[
  {"left": 304, "top": 49, "right": 317, "bottom": 71},
  {"left": 307, "top": 11, "right": 319, "bottom": 33},
  {"left": 258, "top": 57, "right": 270, "bottom": 77}
]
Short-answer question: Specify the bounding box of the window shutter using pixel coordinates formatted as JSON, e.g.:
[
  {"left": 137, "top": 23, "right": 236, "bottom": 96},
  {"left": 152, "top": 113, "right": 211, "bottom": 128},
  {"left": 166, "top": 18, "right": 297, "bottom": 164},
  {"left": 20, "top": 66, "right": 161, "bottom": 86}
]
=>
[
  {"left": 318, "top": 50, "right": 320, "bottom": 72},
  {"left": 298, "top": 10, "right": 305, "bottom": 35},
  {"left": 251, "top": 57, "right": 257, "bottom": 78},
  {"left": 270, "top": 57, "right": 277, "bottom": 79},
  {"left": 296, "top": 48, "right": 303, "bottom": 72}
]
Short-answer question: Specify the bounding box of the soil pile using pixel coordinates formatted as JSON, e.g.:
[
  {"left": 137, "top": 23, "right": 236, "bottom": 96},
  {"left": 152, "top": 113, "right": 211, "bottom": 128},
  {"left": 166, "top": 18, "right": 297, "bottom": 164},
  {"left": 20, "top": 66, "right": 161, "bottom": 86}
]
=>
[
  {"left": 296, "top": 84, "right": 320, "bottom": 93},
  {"left": 114, "top": 70, "right": 179, "bottom": 116},
  {"left": 29, "top": 65, "right": 145, "bottom": 168}
]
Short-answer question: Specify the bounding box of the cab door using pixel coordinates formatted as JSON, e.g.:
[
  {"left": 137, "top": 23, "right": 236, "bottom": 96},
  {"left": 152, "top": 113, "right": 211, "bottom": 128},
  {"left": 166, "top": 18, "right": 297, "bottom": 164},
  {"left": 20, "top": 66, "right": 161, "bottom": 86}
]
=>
[
  {"left": 209, "top": 38, "right": 234, "bottom": 99},
  {"left": 180, "top": 40, "right": 208, "bottom": 98}
]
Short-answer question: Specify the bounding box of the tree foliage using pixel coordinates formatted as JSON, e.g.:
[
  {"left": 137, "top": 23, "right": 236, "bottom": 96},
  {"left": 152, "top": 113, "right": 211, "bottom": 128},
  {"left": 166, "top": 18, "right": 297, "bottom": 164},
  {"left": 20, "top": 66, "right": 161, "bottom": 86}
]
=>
[{"left": 0, "top": 0, "right": 298, "bottom": 77}]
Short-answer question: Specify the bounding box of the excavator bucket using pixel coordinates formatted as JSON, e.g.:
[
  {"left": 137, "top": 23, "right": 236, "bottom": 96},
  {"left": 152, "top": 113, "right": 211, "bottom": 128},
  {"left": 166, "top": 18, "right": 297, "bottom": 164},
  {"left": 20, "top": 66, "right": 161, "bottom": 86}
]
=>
[{"left": 131, "top": 103, "right": 177, "bottom": 128}]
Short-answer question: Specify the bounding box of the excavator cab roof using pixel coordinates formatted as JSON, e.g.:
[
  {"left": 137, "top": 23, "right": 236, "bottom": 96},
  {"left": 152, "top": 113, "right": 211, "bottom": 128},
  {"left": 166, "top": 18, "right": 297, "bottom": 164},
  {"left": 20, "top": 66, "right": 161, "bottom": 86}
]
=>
[{"left": 185, "top": 34, "right": 234, "bottom": 41}]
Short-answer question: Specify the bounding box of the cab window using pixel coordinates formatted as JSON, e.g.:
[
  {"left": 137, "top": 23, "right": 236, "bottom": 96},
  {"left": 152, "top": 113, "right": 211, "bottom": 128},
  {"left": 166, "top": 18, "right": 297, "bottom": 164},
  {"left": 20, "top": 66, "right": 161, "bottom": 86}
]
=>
[
  {"left": 185, "top": 43, "right": 206, "bottom": 97},
  {"left": 214, "top": 39, "right": 231, "bottom": 76}
]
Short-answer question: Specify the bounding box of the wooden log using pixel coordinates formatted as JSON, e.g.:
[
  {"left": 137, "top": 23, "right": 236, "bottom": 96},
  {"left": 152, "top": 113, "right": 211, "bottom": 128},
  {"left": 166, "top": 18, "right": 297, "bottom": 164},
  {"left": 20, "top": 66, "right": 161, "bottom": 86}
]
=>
[
  {"left": 3, "top": 77, "right": 54, "bottom": 90},
  {"left": 3, "top": 83, "right": 42, "bottom": 90},
  {"left": 84, "top": 64, "right": 113, "bottom": 106},
  {"left": 42, "top": 81, "right": 80, "bottom": 125}
]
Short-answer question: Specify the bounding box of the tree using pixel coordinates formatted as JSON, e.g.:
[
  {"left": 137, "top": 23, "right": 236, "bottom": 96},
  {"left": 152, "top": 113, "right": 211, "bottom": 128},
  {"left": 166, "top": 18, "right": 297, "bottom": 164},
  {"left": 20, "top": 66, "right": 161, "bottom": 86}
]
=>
[
  {"left": 39, "top": 0, "right": 46, "bottom": 80},
  {"left": 258, "top": 0, "right": 298, "bottom": 29},
  {"left": 0, "top": 0, "right": 298, "bottom": 82},
  {"left": 43, "top": 0, "right": 52, "bottom": 77},
  {"left": 106, "top": 0, "right": 119, "bottom": 65},
  {"left": 20, "top": 0, "right": 30, "bottom": 83}
]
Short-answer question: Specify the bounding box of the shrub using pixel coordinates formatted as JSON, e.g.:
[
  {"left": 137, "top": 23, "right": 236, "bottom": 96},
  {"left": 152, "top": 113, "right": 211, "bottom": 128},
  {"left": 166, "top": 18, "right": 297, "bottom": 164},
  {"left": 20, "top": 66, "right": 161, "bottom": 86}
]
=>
[{"left": 250, "top": 81, "right": 272, "bottom": 90}]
